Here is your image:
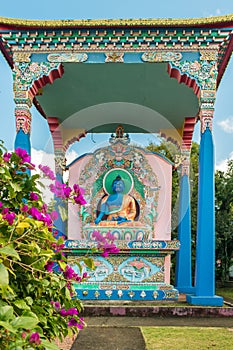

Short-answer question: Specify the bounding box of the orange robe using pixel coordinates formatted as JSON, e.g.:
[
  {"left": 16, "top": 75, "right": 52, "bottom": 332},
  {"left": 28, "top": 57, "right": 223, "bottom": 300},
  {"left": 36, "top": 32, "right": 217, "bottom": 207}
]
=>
[{"left": 101, "top": 194, "right": 136, "bottom": 221}]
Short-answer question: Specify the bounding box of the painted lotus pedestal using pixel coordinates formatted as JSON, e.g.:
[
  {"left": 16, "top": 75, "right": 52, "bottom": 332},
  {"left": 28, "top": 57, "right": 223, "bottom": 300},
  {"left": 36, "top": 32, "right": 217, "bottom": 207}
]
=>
[{"left": 65, "top": 127, "right": 179, "bottom": 301}]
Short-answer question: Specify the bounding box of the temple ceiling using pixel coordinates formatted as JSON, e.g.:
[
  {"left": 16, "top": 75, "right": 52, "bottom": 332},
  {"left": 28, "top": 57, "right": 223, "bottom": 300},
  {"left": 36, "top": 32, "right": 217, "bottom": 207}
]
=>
[{"left": 37, "top": 62, "right": 199, "bottom": 133}]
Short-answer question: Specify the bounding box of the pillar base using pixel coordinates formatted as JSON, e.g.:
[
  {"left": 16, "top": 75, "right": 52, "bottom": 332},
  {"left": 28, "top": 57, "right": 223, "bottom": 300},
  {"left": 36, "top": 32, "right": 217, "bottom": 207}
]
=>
[
  {"left": 186, "top": 294, "right": 223, "bottom": 306},
  {"left": 176, "top": 286, "right": 195, "bottom": 294}
]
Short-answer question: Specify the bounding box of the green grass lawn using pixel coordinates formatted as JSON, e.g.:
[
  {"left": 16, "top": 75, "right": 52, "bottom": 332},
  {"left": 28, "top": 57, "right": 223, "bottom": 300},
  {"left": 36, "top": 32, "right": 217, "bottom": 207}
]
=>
[
  {"left": 142, "top": 327, "right": 233, "bottom": 350},
  {"left": 216, "top": 287, "right": 233, "bottom": 300}
]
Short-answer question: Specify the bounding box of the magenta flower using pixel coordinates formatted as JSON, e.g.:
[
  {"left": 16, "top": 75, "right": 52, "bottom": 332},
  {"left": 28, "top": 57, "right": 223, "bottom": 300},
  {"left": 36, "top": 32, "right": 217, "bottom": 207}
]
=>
[
  {"left": 38, "top": 164, "right": 56, "bottom": 180},
  {"left": 15, "top": 148, "right": 31, "bottom": 164},
  {"left": 2, "top": 208, "right": 9, "bottom": 215},
  {"left": 45, "top": 261, "right": 54, "bottom": 272},
  {"left": 60, "top": 308, "right": 68, "bottom": 317},
  {"left": 54, "top": 301, "right": 61, "bottom": 309},
  {"left": 73, "top": 184, "right": 85, "bottom": 195},
  {"left": 29, "top": 207, "right": 42, "bottom": 221},
  {"left": 41, "top": 213, "right": 52, "bottom": 227},
  {"left": 3, "top": 212, "right": 16, "bottom": 225},
  {"left": 3, "top": 152, "right": 11, "bottom": 162},
  {"left": 20, "top": 205, "right": 28, "bottom": 212},
  {"left": 77, "top": 323, "right": 84, "bottom": 330},
  {"left": 51, "top": 241, "right": 65, "bottom": 252},
  {"left": 73, "top": 195, "right": 87, "bottom": 205},
  {"left": 29, "top": 192, "right": 39, "bottom": 201},
  {"left": 50, "top": 211, "right": 58, "bottom": 221},
  {"left": 41, "top": 203, "right": 48, "bottom": 213},
  {"left": 64, "top": 266, "right": 76, "bottom": 280},
  {"left": 66, "top": 308, "right": 79, "bottom": 316},
  {"left": 29, "top": 332, "right": 41, "bottom": 345},
  {"left": 68, "top": 318, "right": 79, "bottom": 327},
  {"left": 82, "top": 272, "right": 88, "bottom": 279},
  {"left": 63, "top": 186, "right": 72, "bottom": 198},
  {"left": 92, "top": 230, "right": 120, "bottom": 257},
  {"left": 0, "top": 202, "right": 2, "bottom": 208}
]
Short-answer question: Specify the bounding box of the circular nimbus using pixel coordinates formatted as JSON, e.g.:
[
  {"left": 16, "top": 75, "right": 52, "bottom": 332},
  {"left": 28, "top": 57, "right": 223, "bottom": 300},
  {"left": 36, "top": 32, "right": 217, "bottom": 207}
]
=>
[{"left": 103, "top": 168, "right": 134, "bottom": 195}]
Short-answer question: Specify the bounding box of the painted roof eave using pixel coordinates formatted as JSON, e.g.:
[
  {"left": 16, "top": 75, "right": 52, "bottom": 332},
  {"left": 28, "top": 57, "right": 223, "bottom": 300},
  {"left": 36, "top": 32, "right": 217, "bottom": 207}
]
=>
[{"left": 0, "top": 15, "right": 233, "bottom": 29}]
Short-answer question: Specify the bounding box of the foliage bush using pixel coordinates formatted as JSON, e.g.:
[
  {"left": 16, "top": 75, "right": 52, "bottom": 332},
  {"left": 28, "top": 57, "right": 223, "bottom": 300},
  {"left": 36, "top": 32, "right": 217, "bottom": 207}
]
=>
[{"left": 0, "top": 143, "right": 87, "bottom": 349}]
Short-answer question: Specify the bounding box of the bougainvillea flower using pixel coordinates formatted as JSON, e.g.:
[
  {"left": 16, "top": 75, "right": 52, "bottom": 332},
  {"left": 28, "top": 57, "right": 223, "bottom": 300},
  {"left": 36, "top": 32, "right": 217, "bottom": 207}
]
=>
[
  {"left": 3, "top": 152, "right": 11, "bottom": 162},
  {"left": 45, "top": 261, "right": 54, "bottom": 272},
  {"left": 20, "top": 204, "right": 28, "bottom": 212},
  {"left": 29, "top": 192, "right": 39, "bottom": 201},
  {"left": 50, "top": 211, "right": 59, "bottom": 221},
  {"left": 38, "top": 164, "right": 56, "bottom": 180},
  {"left": 60, "top": 308, "right": 68, "bottom": 317},
  {"left": 29, "top": 332, "right": 41, "bottom": 345},
  {"left": 3, "top": 212, "right": 16, "bottom": 225},
  {"left": 15, "top": 148, "right": 31, "bottom": 163},
  {"left": 66, "top": 308, "right": 79, "bottom": 316},
  {"left": 68, "top": 318, "right": 79, "bottom": 327}
]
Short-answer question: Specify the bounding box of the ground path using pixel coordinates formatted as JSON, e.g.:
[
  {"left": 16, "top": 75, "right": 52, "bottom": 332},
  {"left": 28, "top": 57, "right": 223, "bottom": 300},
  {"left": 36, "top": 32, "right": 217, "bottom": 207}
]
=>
[{"left": 70, "top": 316, "right": 233, "bottom": 350}]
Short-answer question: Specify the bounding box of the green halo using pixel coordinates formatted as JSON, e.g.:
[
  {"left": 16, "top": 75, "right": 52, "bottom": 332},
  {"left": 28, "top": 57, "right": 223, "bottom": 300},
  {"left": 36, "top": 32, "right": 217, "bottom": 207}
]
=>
[{"left": 103, "top": 168, "right": 134, "bottom": 195}]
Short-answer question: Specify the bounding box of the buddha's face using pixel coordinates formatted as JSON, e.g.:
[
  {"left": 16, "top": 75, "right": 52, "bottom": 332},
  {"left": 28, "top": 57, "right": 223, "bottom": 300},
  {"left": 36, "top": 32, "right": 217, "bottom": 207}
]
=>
[{"left": 112, "top": 180, "right": 125, "bottom": 193}]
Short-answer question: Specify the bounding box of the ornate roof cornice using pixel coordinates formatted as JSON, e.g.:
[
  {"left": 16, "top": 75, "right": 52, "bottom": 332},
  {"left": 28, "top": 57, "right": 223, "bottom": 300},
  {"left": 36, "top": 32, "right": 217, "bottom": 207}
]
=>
[{"left": 0, "top": 14, "right": 233, "bottom": 29}]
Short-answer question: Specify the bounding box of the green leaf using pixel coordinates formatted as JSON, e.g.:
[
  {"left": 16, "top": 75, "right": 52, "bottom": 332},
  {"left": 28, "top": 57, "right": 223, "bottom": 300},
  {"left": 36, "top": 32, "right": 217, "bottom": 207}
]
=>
[
  {"left": 83, "top": 257, "right": 95, "bottom": 270},
  {"left": 58, "top": 205, "right": 67, "bottom": 221},
  {"left": 40, "top": 339, "right": 60, "bottom": 350},
  {"left": 25, "top": 297, "right": 33, "bottom": 306},
  {"left": 13, "top": 299, "right": 31, "bottom": 310},
  {"left": 0, "top": 305, "right": 14, "bottom": 321},
  {"left": 10, "top": 182, "right": 22, "bottom": 192},
  {"left": 21, "top": 310, "right": 38, "bottom": 319},
  {"left": 0, "top": 262, "right": 9, "bottom": 286},
  {"left": 11, "top": 316, "right": 39, "bottom": 329},
  {"left": 58, "top": 261, "right": 67, "bottom": 271},
  {"left": 0, "top": 320, "right": 16, "bottom": 333},
  {"left": 0, "top": 246, "right": 20, "bottom": 260},
  {"left": 65, "top": 287, "right": 71, "bottom": 300}
]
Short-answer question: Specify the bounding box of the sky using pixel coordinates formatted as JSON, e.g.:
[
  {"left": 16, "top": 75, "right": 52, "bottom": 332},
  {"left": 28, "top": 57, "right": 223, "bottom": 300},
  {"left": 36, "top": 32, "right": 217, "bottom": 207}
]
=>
[{"left": 0, "top": 0, "right": 233, "bottom": 171}]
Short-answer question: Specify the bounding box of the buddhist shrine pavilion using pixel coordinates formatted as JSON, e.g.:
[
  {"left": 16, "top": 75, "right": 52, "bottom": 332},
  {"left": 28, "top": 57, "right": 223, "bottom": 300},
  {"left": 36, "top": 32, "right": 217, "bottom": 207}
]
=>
[{"left": 1, "top": 14, "right": 233, "bottom": 306}]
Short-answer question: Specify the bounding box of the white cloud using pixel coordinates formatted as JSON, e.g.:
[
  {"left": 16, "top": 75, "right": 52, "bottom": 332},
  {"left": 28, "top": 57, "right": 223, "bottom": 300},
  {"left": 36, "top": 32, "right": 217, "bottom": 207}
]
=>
[
  {"left": 31, "top": 148, "right": 55, "bottom": 204},
  {"left": 66, "top": 149, "right": 79, "bottom": 165},
  {"left": 218, "top": 117, "right": 233, "bottom": 133},
  {"left": 216, "top": 151, "right": 233, "bottom": 172},
  {"left": 207, "top": 8, "right": 222, "bottom": 17}
]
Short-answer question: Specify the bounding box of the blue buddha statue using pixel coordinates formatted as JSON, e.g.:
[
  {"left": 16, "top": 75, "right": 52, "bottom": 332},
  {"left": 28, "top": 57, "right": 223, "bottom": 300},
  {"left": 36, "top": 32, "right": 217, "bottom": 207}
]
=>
[{"left": 94, "top": 175, "right": 136, "bottom": 225}]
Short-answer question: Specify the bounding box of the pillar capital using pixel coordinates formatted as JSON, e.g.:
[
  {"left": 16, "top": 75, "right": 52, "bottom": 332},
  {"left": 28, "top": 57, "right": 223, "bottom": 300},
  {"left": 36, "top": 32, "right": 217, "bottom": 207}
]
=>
[
  {"left": 54, "top": 149, "right": 66, "bottom": 176},
  {"left": 15, "top": 105, "right": 31, "bottom": 134},
  {"left": 13, "top": 61, "right": 63, "bottom": 97},
  {"left": 168, "top": 59, "right": 218, "bottom": 96},
  {"left": 180, "top": 148, "right": 191, "bottom": 177},
  {"left": 174, "top": 148, "right": 190, "bottom": 176},
  {"left": 199, "top": 89, "right": 216, "bottom": 134}
]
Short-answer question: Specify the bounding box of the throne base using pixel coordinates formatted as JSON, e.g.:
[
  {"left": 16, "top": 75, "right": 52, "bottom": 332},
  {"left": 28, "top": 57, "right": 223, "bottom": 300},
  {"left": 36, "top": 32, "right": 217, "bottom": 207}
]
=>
[{"left": 65, "top": 239, "right": 180, "bottom": 301}]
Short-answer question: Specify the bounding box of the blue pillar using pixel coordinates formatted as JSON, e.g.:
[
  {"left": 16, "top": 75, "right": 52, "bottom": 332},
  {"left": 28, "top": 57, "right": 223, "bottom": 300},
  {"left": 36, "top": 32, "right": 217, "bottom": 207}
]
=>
[
  {"left": 14, "top": 128, "right": 31, "bottom": 156},
  {"left": 175, "top": 171, "right": 194, "bottom": 294},
  {"left": 187, "top": 127, "right": 223, "bottom": 306}
]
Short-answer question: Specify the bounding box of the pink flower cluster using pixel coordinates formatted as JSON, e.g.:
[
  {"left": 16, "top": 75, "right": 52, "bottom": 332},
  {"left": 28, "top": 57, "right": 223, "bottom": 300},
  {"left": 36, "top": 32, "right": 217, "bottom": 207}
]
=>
[
  {"left": 92, "top": 230, "right": 120, "bottom": 257},
  {"left": 3, "top": 148, "right": 35, "bottom": 170},
  {"left": 29, "top": 332, "right": 41, "bottom": 345},
  {"left": 50, "top": 302, "right": 85, "bottom": 329},
  {"left": 15, "top": 148, "right": 31, "bottom": 164},
  {"left": 28, "top": 207, "right": 53, "bottom": 229},
  {"left": 63, "top": 265, "right": 87, "bottom": 282},
  {"left": 38, "top": 164, "right": 56, "bottom": 180},
  {"left": 49, "top": 181, "right": 86, "bottom": 205},
  {"left": 1, "top": 207, "right": 16, "bottom": 225}
]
